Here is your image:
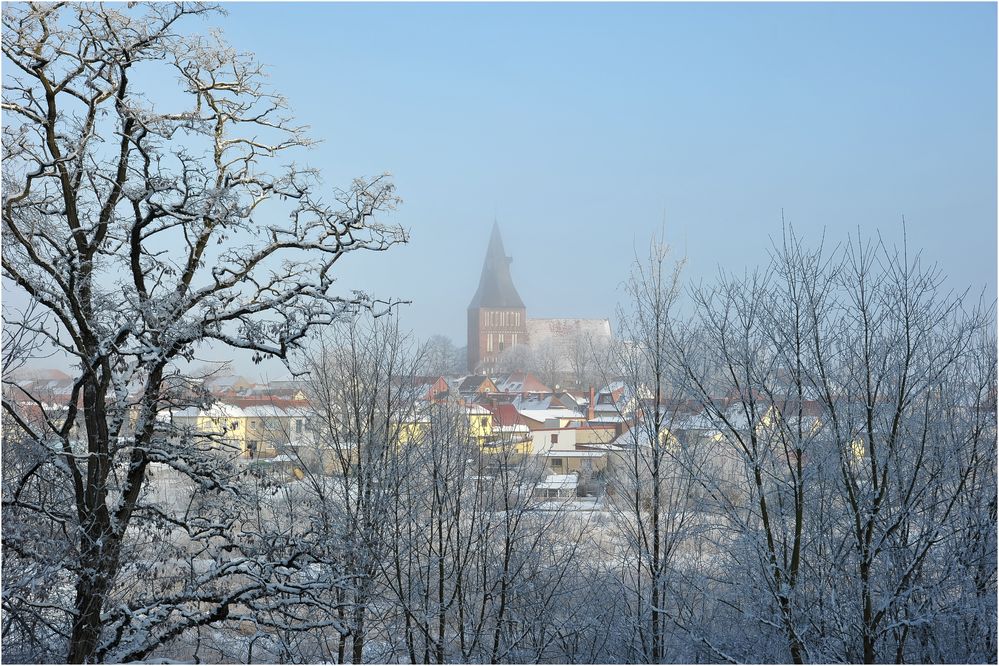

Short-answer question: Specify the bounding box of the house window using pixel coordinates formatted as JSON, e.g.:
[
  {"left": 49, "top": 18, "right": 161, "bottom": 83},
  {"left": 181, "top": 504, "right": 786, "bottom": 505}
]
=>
[
  {"left": 296, "top": 420, "right": 303, "bottom": 434},
  {"left": 480, "top": 417, "right": 488, "bottom": 427},
  {"left": 551, "top": 457, "right": 563, "bottom": 468},
  {"left": 550, "top": 433, "right": 559, "bottom": 444}
]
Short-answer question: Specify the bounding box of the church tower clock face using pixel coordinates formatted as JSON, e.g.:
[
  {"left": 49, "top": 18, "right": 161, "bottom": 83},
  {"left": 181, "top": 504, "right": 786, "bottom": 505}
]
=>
[{"left": 467, "top": 222, "right": 528, "bottom": 373}]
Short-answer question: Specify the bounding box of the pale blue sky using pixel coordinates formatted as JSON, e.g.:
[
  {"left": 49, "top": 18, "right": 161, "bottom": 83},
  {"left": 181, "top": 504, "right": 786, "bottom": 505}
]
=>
[
  {"left": 215, "top": 2, "right": 996, "bottom": 348},
  {"left": 5, "top": 2, "right": 997, "bottom": 376}
]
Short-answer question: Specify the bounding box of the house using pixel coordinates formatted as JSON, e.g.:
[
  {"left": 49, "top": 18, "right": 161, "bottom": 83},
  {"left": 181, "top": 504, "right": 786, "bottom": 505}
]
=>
[
  {"left": 530, "top": 426, "right": 577, "bottom": 455},
  {"left": 395, "top": 375, "right": 450, "bottom": 404},
  {"left": 542, "top": 450, "right": 610, "bottom": 478},
  {"left": 493, "top": 371, "right": 551, "bottom": 397},
  {"left": 242, "top": 404, "right": 311, "bottom": 459},
  {"left": 170, "top": 402, "right": 248, "bottom": 456},
  {"left": 457, "top": 375, "right": 499, "bottom": 401},
  {"left": 513, "top": 395, "right": 583, "bottom": 429},
  {"left": 533, "top": 473, "right": 578, "bottom": 499}
]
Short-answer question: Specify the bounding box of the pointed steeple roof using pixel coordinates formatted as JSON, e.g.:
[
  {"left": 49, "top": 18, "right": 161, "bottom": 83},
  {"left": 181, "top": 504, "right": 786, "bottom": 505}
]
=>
[{"left": 468, "top": 221, "right": 524, "bottom": 309}]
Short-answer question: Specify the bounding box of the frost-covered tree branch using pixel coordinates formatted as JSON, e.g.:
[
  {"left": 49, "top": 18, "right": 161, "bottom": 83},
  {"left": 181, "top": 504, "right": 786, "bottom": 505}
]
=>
[{"left": 1, "top": 3, "right": 404, "bottom": 662}]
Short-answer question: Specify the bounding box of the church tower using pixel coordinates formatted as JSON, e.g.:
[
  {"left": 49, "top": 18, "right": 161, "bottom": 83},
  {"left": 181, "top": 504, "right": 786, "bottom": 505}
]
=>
[{"left": 467, "top": 222, "right": 528, "bottom": 372}]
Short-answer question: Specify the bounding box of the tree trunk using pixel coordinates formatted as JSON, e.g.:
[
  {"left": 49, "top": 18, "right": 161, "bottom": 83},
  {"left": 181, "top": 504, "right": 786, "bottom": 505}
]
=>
[
  {"left": 67, "top": 541, "right": 117, "bottom": 663},
  {"left": 352, "top": 604, "right": 365, "bottom": 663}
]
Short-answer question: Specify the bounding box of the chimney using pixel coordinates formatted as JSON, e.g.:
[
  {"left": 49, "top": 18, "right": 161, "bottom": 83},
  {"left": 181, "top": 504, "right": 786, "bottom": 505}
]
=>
[{"left": 587, "top": 386, "right": 595, "bottom": 421}]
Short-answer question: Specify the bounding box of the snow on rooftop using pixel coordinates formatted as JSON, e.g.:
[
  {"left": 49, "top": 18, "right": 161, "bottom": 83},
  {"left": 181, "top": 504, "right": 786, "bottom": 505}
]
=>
[
  {"left": 542, "top": 450, "right": 606, "bottom": 458},
  {"left": 518, "top": 409, "right": 583, "bottom": 423},
  {"left": 202, "top": 403, "right": 245, "bottom": 419},
  {"left": 536, "top": 473, "right": 578, "bottom": 491},
  {"left": 495, "top": 424, "right": 530, "bottom": 433},
  {"left": 243, "top": 405, "right": 291, "bottom": 418},
  {"left": 578, "top": 442, "right": 626, "bottom": 451}
]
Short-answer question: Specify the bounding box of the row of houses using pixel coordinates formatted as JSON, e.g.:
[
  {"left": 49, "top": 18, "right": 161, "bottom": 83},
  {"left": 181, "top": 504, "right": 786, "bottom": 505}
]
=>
[{"left": 8, "top": 366, "right": 905, "bottom": 503}]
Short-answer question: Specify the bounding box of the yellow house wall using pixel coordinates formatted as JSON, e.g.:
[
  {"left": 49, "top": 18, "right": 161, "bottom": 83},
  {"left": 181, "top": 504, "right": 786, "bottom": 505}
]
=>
[
  {"left": 573, "top": 428, "right": 618, "bottom": 445},
  {"left": 195, "top": 413, "right": 247, "bottom": 454}
]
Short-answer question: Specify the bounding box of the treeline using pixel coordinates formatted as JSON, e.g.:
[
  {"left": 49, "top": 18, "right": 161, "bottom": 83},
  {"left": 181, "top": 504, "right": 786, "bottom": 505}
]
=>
[{"left": 7, "top": 230, "right": 993, "bottom": 664}]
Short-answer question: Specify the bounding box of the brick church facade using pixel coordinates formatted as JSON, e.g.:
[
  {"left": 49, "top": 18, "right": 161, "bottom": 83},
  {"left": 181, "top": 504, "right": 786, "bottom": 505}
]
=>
[{"left": 467, "top": 222, "right": 528, "bottom": 372}]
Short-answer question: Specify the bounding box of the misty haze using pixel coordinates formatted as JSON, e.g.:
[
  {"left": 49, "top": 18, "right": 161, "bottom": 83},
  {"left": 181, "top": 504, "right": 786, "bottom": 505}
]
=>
[{"left": 2, "top": 3, "right": 996, "bottom": 665}]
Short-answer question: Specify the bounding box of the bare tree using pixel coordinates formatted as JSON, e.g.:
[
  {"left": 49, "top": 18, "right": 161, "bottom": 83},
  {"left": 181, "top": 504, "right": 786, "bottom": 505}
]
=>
[
  {"left": 607, "top": 235, "right": 705, "bottom": 663},
  {"left": 669, "top": 228, "right": 996, "bottom": 664},
  {"left": 532, "top": 339, "right": 562, "bottom": 390},
  {"left": 673, "top": 230, "right": 831, "bottom": 664},
  {"left": 495, "top": 343, "right": 535, "bottom": 376},
  {"left": 294, "top": 314, "right": 419, "bottom": 663},
  {"left": 802, "top": 235, "right": 996, "bottom": 663},
  {"left": 382, "top": 396, "right": 482, "bottom": 664},
  {"left": 421, "top": 334, "right": 464, "bottom": 377},
  {"left": 1, "top": 4, "right": 403, "bottom": 662}
]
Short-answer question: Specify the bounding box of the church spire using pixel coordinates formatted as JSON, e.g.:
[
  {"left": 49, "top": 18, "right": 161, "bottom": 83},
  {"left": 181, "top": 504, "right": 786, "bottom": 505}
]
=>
[{"left": 468, "top": 221, "right": 524, "bottom": 309}]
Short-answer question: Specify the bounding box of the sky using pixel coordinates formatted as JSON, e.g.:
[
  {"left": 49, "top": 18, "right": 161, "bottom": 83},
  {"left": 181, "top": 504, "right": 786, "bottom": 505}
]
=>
[
  {"left": 219, "top": 3, "right": 996, "bottom": 336},
  {"left": 5, "top": 2, "right": 998, "bottom": 378}
]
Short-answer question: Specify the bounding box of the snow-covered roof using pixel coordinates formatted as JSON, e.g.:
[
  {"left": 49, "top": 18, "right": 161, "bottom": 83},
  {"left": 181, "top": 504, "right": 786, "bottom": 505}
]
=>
[
  {"left": 168, "top": 406, "right": 201, "bottom": 419},
  {"left": 243, "top": 405, "right": 291, "bottom": 418},
  {"left": 587, "top": 415, "right": 626, "bottom": 423},
  {"left": 512, "top": 395, "right": 553, "bottom": 410},
  {"left": 578, "top": 442, "right": 626, "bottom": 451},
  {"left": 495, "top": 424, "right": 530, "bottom": 433},
  {"left": 203, "top": 403, "right": 245, "bottom": 419},
  {"left": 535, "top": 474, "right": 578, "bottom": 491},
  {"left": 672, "top": 412, "right": 717, "bottom": 431},
  {"left": 519, "top": 409, "right": 583, "bottom": 423}
]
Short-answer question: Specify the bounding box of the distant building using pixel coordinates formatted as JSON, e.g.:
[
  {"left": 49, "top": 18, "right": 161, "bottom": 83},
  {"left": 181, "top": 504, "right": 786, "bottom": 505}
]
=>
[
  {"left": 466, "top": 222, "right": 613, "bottom": 376},
  {"left": 526, "top": 317, "right": 613, "bottom": 376},
  {"left": 467, "top": 222, "right": 528, "bottom": 372}
]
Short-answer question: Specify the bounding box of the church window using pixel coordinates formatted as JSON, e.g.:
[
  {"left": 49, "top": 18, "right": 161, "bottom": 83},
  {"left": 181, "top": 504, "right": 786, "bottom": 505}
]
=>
[
  {"left": 512, "top": 333, "right": 517, "bottom": 346},
  {"left": 487, "top": 334, "right": 493, "bottom": 352}
]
